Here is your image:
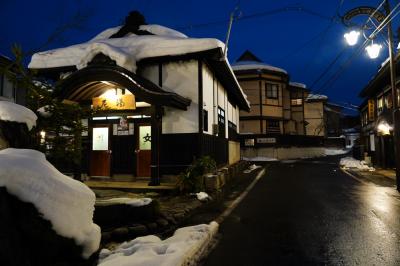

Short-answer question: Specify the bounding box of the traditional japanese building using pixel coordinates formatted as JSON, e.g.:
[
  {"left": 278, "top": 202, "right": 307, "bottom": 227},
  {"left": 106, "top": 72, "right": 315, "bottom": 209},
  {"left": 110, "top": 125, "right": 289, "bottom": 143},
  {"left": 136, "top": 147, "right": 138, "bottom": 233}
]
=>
[
  {"left": 0, "top": 55, "right": 25, "bottom": 105},
  {"left": 359, "top": 54, "right": 400, "bottom": 168},
  {"left": 28, "top": 12, "right": 249, "bottom": 185},
  {"left": 232, "top": 50, "right": 327, "bottom": 150}
]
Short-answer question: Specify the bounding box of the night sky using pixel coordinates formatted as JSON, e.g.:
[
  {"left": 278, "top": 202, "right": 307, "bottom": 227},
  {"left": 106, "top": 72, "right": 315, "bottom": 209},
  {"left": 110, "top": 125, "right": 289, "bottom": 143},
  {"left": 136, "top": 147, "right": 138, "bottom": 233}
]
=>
[{"left": 1, "top": 0, "right": 399, "bottom": 110}]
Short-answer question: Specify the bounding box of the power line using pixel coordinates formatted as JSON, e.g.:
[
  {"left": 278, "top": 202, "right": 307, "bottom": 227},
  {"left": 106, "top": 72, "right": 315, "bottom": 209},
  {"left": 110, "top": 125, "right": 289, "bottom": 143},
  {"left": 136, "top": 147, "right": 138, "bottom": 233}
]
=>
[
  {"left": 278, "top": 22, "right": 334, "bottom": 62},
  {"left": 175, "top": 5, "right": 337, "bottom": 31}
]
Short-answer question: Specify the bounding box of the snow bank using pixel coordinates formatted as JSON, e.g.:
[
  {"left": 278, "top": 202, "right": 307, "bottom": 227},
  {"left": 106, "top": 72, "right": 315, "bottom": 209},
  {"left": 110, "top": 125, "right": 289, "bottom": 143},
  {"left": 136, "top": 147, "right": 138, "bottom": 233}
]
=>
[
  {"left": 242, "top": 156, "right": 278, "bottom": 162},
  {"left": 96, "top": 197, "right": 152, "bottom": 207},
  {"left": 243, "top": 164, "right": 262, "bottom": 174},
  {"left": 324, "top": 148, "right": 349, "bottom": 156},
  {"left": 29, "top": 25, "right": 224, "bottom": 74},
  {"left": 0, "top": 101, "right": 37, "bottom": 130},
  {"left": 232, "top": 61, "right": 287, "bottom": 74},
  {"left": 98, "top": 222, "right": 219, "bottom": 266},
  {"left": 340, "top": 157, "right": 375, "bottom": 171},
  {"left": 195, "top": 192, "right": 210, "bottom": 201},
  {"left": 0, "top": 148, "right": 100, "bottom": 258}
]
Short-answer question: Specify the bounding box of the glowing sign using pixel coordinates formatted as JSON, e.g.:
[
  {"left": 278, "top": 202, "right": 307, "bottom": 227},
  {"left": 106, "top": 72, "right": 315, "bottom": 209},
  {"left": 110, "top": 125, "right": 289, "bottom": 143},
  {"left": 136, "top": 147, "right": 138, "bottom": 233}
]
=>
[{"left": 93, "top": 94, "right": 136, "bottom": 110}]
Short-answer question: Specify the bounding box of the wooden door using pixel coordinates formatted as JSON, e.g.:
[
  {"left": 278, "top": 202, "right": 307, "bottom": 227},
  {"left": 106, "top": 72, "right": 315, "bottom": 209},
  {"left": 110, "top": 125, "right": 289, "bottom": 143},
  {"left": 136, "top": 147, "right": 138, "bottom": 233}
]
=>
[
  {"left": 136, "top": 124, "right": 151, "bottom": 177},
  {"left": 90, "top": 126, "right": 111, "bottom": 176}
]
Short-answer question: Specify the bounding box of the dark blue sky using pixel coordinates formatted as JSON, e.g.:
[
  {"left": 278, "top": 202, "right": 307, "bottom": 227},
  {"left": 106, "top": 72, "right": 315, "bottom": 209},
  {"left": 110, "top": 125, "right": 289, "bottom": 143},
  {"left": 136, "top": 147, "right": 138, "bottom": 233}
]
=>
[{"left": 1, "top": 0, "right": 398, "bottom": 109}]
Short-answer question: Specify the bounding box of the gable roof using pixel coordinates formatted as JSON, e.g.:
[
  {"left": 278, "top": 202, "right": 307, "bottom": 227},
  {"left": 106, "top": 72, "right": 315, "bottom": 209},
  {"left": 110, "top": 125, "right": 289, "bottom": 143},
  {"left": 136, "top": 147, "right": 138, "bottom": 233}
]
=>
[{"left": 236, "top": 50, "right": 262, "bottom": 62}]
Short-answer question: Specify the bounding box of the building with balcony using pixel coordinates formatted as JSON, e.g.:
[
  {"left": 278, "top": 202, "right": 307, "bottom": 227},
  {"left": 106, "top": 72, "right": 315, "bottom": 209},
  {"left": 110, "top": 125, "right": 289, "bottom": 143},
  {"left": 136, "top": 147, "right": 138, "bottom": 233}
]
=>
[{"left": 359, "top": 54, "right": 400, "bottom": 168}]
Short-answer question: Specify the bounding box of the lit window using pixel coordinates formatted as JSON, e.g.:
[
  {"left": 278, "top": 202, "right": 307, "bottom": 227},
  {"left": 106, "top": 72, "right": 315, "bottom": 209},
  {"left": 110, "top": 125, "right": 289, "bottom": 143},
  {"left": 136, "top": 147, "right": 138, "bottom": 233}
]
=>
[
  {"left": 265, "top": 83, "right": 279, "bottom": 99},
  {"left": 291, "top": 99, "right": 302, "bottom": 106}
]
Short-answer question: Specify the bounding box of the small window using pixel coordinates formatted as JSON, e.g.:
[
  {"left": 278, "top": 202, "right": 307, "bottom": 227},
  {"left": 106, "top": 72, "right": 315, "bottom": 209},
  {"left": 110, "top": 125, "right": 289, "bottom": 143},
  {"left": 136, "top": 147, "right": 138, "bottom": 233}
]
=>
[
  {"left": 266, "top": 120, "right": 280, "bottom": 133},
  {"left": 265, "top": 83, "right": 279, "bottom": 99},
  {"left": 291, "top": 99, "right": 302, "bottom": 106},
  {"left": 1, "top": 76, "right": 15, "bottom": 100},
  {"left": 203, "top": 110, "right": 208, "bottom": 132},
  {"left": 377, "top": 97, "right": 383, "bottom": 113}
]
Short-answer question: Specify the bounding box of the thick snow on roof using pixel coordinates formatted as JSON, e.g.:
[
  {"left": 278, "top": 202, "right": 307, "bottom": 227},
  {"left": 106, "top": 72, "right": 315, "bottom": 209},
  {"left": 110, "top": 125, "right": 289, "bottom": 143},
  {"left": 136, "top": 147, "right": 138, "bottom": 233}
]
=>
[
  {"left": 289, "top": 82, "right": 307, "bottom": 89},
  {"left": 0, "top": 101, "right": 37, "bottom": 130},
  {"left": 29, "top": 24, "right": 223, "bottom": 73},
  {"left": 0, "top": 148, "right": 101, "bottom": 258},
  {"left": 231, "top": 60, "right": 288, "bottom": 74},
  {"left": 98, "top": 222, "right": 218, "bottom": 266},
  {"left": 306, "top": 93, "right": 328, "bottom": 101}
]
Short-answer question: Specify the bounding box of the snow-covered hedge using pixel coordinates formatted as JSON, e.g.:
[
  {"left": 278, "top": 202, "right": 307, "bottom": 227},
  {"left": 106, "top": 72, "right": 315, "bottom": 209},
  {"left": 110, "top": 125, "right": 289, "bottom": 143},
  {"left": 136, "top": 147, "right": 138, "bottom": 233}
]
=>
[
  {"left": 0, "top": 148, "right": 100, "bottom": 258},
  {"left": 0, "top": 101, "right": 37, "bottom": 130}
]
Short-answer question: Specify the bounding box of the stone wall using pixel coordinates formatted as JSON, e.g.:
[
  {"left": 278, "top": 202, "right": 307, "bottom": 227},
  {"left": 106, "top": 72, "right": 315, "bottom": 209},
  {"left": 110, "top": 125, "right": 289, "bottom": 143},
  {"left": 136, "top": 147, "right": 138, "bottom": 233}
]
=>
[{"left": 242, "top": 147, "right": 325, "bottom": 160}]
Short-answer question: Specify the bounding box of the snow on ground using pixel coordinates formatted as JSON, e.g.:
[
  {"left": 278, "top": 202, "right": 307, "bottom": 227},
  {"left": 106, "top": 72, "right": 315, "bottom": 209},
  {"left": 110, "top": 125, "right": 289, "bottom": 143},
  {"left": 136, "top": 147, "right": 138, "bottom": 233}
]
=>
[
  {"left": 242, "top": 156, "right": 278, "bottom": 162},
  {"left": 0, "top": 101, "right": 37, "bottom": 130},
  {"left": 340, "top": 157, "right": 375, "bottom": 171},
  {"left": 96, "top": 197, "right": 152, "bottom": 207},
  {"left": 243, "top": 164, "right": 262, "bottom": 174},
  {"left": 0, "top": 148, "right": 101, "bottom": 258},
  {"left": 29, "top": 25, "right": 224, "bottom": 74},
  {"left": 195, "top": 192, "right": 210, "bottom": 201},
  {"left": 324, "top": 148, "right": 350, "bottom": 156},
  {"left": 98, "top": 222, "right": 219, "bottom": 266}
]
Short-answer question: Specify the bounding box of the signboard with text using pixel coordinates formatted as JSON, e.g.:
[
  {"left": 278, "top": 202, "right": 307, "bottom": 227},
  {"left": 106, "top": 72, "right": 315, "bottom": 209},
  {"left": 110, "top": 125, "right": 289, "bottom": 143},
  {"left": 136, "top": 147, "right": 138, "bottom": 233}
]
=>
[{"left": 93, "top": 94, "right": 136, "bottom": 110}]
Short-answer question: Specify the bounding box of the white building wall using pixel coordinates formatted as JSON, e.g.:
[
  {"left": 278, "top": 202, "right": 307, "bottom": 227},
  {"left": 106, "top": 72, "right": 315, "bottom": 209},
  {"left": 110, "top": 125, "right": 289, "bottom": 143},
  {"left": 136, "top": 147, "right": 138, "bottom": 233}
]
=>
[
  {"left": 140, "top": 64, "right": 159, "bottom": 85},
  {"left": 161, "top": 60, "right": 199, "bottom": 134},
  {"left": 202, "top": 64, "right": 214, "bottom": 135},
  {"left": 216, "top": 80, "right": 228, "bottom": 139}
]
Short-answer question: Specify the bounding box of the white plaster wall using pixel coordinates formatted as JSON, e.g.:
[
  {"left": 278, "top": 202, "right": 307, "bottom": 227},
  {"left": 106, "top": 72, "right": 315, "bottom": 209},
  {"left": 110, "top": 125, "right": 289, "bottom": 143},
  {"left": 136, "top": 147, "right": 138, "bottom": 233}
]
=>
[
  {"left": 161, "top": 60, "right": 199, "bottom": 134},
  {"left": 217, "top": 80, "right": 228, "bottom": 139},
  {"left": 202, "top": 64, "right": 214, "bottom": 135},
  {"left": 140, "top": 64, "right": 159, "bottom": 85}
]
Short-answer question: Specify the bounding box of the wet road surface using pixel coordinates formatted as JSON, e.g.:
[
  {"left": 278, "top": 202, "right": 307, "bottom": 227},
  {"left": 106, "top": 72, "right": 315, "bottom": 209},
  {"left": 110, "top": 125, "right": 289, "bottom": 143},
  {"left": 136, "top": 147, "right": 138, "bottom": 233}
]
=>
[{"left": 203, "top": 156, "right": 400, "bottom": 265}]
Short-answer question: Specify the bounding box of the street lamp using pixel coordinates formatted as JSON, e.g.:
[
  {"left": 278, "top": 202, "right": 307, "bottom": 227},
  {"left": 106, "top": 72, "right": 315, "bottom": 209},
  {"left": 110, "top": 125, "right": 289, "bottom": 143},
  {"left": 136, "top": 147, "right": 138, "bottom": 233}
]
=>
[
  {"left": 365, "top": 42, "right": 383, "bottom": 59},
  {"left": 344, "top": 30, "right": 361, "bottom": 46},
  {"left": 342, "top": 0, "right": 399, "bottom": 191}
]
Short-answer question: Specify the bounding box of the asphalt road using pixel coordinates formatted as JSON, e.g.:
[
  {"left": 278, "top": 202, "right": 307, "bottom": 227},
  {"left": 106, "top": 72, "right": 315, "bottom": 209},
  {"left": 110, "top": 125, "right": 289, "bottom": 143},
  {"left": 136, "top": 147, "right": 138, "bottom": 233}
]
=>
[{"left": 203, "top": 156, "right": 400, "bottom": 266}]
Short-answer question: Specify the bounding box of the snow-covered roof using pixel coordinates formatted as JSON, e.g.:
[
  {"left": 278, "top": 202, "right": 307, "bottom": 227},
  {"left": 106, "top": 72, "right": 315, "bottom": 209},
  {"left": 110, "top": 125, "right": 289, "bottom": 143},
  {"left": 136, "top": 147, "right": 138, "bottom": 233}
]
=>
[
  {"left": 0, "top": 148, "right": 101, "bottom": 258},
  {"left": 289, "top": 82, "right": 307, "bottom": 89},
  {"left": 306, "top": 93, "right": 328, "bottom": 101},
  {"left": 29, "top": 24, "right": 223, "bottom": 74},
  {"left": 231, "top": 60, "right": 288, "bottom": 74},
  {"left": 29, "top": 24, "right": 250, "bottom": 110},
  {"left": 0, "top": 101, "right": 37, "bottom": 130}
]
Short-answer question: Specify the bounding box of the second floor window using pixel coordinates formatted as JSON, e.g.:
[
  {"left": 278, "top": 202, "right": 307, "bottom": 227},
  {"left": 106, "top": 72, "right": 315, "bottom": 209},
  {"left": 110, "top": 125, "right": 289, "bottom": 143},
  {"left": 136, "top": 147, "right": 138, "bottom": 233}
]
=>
[
  {"left": 291, "top": 99, "right": 302, "bottom": 106},
  {"left": 265, "top": 83, "right": 279, "bottom": 99},
  {"left": 0, "top": 74, "right": 15, "bottom": 100}
]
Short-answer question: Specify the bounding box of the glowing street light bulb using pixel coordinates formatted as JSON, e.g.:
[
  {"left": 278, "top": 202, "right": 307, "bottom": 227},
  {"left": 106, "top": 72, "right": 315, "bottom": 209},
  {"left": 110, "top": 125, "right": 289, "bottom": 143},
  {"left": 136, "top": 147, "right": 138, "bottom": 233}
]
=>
[
  {"left": 365, "top": 43, "right": 382, "bottom": 59},
  {"left": 344, "top": 30, "right": 360, "bottom": 46}
]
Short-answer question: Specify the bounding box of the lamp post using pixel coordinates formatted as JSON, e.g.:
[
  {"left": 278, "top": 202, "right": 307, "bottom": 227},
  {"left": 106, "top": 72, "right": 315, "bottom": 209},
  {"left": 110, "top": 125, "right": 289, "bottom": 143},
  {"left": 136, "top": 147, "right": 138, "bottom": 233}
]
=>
[{"left": 343, "top": 0, "right": 399, "bottom": 191}]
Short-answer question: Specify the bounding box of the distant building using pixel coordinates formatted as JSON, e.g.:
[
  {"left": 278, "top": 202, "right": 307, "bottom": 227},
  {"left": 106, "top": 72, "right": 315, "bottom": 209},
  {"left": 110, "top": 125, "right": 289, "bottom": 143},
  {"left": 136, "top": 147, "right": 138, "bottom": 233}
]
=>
[
  {"left": 359, "top": 54, "right": 400, "bottom": 168},
  {"left": 28, "top": 15, "right": 249, "bottom": 185},
  {"left": 0, "top": 55, "right": 25, "bottom": 105},
  {"left": 232, "top": 50, "right": 327, "bottom": 150}
]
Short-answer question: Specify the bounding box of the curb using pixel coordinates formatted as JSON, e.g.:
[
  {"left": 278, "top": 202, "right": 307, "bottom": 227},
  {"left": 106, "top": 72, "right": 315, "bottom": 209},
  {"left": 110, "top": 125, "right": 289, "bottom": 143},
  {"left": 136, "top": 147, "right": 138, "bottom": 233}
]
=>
[
  {"left": 180, "top": 167, "right": 266, "bottom": 265},
  {"left": 181, "top": 221, "right": 219, "bottom": 266}
]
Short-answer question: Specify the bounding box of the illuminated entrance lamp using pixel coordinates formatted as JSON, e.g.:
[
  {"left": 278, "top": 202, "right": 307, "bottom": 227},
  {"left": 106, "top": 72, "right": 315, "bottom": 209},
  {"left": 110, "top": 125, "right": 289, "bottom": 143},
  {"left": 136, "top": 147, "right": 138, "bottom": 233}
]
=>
[
  {"left": 377, "top": 121, "right": 392, "bottom": 135},
  {"left": 344, "top": 30, "right": 360, "bottom": 46},
  {"left": 365, "top": 42, "right": 382, "bottom": 59}
]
